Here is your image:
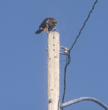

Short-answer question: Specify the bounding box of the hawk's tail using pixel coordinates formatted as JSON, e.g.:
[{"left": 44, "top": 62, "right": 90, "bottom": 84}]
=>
[{"left": 35, "top": 28, "right": 43, "bottom": 34}]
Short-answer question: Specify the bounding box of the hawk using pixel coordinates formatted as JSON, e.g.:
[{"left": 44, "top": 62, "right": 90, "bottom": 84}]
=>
[{"left": 35, "top": 18, "right": 57, "bottom": 34}]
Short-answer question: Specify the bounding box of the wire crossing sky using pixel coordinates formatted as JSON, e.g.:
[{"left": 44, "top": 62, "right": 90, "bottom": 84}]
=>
[
  {"left": 62, "top": 1, "right": 98, "bottom": 110},
  {"left": 69, "top": 0, "right": 98, "bottom": 51}
]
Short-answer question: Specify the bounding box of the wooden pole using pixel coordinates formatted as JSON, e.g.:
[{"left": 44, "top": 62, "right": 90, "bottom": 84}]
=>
[{"left": 47, "top": 32, "right": 60, "bottom": 110}]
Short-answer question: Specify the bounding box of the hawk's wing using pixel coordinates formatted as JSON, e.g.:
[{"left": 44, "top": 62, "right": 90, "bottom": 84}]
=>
[{"left": 39, "top": 18, "right": 49, "bottom": 29}]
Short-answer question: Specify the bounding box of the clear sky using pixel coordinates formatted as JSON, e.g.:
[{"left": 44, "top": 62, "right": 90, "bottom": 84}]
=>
[{"left": 0, "top": 0, "right": 108, "bottom": 110}]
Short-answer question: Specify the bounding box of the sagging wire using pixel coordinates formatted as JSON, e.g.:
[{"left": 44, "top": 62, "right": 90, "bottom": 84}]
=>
[
  {"left": 61, "top": 97, "right": 108, "bottom": 110},
  {"left": 61, "top": 0, "right": 98, "bottom": 110}
]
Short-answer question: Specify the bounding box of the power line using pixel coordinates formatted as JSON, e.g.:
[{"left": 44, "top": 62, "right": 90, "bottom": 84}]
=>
[
  {"left": 61, "top": 97, "right": 108, "bottom": 110},
  {"left": 69, "top": 0, "right": 98, "bottom": 51},
  {"left": 62, "top": 0, "right": 98, "bottom": 109}
]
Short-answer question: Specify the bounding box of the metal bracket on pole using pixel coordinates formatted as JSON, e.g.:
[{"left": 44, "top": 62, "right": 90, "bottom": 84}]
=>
[{"left": 60, "top": 46, "right": 69, "bottom": 55}]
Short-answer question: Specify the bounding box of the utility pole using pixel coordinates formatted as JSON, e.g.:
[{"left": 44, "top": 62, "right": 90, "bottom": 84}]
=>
[
  {"left": 46, "top": 30, "right": 108, "bottom": 110},
  {"left": 47, "top": 32, "right": 60, "bottom": 110}
]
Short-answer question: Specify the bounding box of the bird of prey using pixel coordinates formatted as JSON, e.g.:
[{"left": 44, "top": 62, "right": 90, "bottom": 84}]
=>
[{"left": 35, "top": 18, "right": 57, "bottom": 34}]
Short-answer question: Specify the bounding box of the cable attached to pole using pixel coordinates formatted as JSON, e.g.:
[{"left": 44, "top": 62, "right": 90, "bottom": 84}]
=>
[{"left": 62, "top": 1, "right": 98, "bottom": 110}]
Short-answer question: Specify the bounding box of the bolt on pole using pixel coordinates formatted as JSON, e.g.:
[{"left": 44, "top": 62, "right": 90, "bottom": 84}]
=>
[{"left": 47, "top": 32, "right": 60, "bottom": 110}]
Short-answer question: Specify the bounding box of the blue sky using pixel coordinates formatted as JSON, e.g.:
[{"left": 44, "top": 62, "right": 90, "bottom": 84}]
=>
[{"left": 0, "top": 0, "right": 108, "bottom": 110}]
